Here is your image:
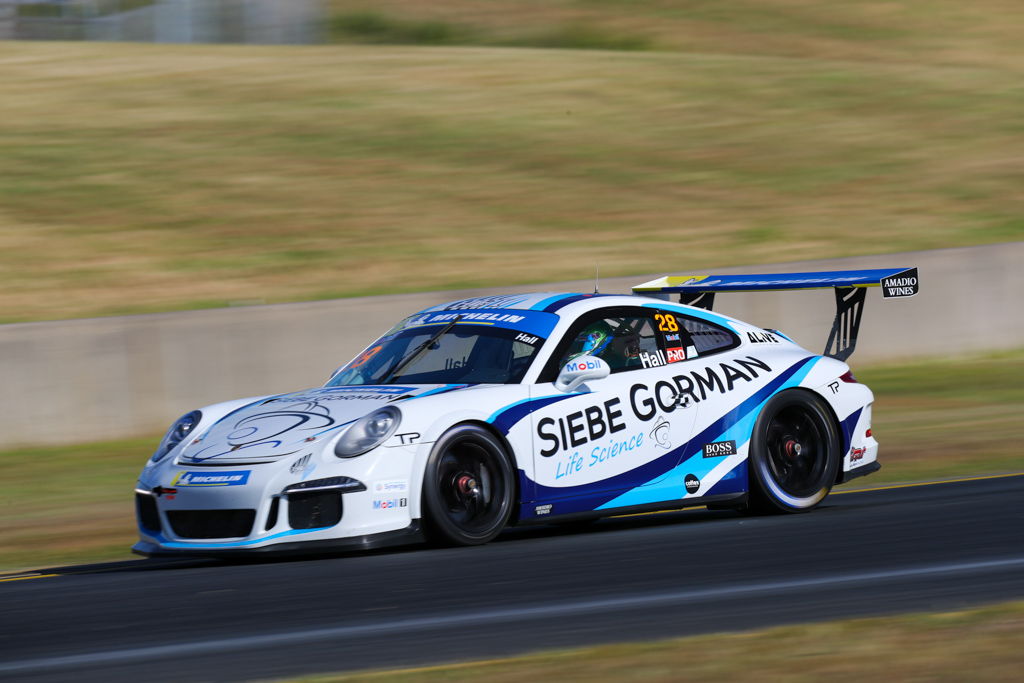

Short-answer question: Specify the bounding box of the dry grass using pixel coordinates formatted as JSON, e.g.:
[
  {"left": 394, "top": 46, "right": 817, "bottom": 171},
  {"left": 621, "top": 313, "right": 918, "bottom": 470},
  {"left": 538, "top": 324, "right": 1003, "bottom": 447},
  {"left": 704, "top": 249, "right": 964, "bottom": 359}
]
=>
[
  {"left": 1, "top": 28, "right": 1022, "bottom": 321},
  {"left": 852, "top": 349, "right": 1024, "bottom": 483},
  {"left": 327, "top": 0, "right": 1024, "bottom": 69}
]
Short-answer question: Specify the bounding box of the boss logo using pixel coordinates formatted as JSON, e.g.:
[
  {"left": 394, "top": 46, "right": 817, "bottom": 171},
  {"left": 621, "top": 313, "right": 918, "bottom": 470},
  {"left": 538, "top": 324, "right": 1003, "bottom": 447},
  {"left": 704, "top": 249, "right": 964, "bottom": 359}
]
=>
[{"left": 703, "top": 440, "right": 737, "bottom": 457}]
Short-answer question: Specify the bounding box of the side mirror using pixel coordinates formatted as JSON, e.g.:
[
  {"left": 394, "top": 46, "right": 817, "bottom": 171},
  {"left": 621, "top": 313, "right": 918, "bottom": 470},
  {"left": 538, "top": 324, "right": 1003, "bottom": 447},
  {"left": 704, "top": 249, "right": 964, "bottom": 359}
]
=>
[{"left": 554, "top": 356, "right": 610, "bottom": 393}]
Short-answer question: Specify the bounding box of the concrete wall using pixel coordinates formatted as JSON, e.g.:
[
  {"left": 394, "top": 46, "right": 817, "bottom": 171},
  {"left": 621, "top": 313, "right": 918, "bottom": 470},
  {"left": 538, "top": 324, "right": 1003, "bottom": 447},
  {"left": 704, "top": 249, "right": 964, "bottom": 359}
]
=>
[
  {"left": 3, "top": 0, "right": 321, "bottom": 44},
  {"left": 0, "top": 4, "right": 15, "bottom": 39},
  {"left": 2, "top": 242, "right": 1021, "bottom": 448}
]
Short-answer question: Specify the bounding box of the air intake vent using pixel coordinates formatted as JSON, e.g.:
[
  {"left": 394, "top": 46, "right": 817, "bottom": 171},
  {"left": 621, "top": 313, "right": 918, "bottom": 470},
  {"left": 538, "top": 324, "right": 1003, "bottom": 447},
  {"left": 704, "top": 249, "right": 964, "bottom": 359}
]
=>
[
  {"left": 167, "top": 509, "right": 256, "bottom": 539},
  {"left": 288, "top": 492, "right": 342, "bottom": 530},
  {"left": 135, "top": 494, "right": 161, "bottom": 532},
  {"left": 265, "top": 497, "right": 280, "bottom": 531}
]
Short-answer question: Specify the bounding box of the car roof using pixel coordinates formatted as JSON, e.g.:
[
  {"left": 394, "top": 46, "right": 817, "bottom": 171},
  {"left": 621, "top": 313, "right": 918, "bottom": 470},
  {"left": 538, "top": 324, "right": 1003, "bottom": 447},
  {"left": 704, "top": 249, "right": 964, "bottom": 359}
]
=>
[
  {"left": 415, "top": 291, "right": 745, "bottom": 322},
  {"left": 416, "top": 292, "right": 634, "bottom": 316},
  {"left": 404, "top": 291, "right": 750, "bottom": 351}
]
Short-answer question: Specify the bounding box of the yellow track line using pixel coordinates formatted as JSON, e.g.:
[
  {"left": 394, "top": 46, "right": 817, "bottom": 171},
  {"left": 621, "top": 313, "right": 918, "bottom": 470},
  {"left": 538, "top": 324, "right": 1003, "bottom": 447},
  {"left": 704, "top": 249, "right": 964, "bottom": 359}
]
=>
[
  {"left": 348, "top": 655, "right": 537, "bottom": 679},
  {"left": 614, "top": 505, "right": 707, "bottom": 519},
  {"left": 0, "top": 573, "right": 58, "bottom": 583},
  {"left": 833, "top": 471, "right": 1024, "bottom": 495}
]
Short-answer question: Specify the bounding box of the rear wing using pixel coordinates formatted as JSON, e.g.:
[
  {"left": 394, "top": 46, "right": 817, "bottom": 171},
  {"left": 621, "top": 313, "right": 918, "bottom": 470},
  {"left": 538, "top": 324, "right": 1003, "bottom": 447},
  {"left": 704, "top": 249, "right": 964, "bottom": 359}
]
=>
[{"left": 633, "top": 268, "right": 918, "bottom": 361}]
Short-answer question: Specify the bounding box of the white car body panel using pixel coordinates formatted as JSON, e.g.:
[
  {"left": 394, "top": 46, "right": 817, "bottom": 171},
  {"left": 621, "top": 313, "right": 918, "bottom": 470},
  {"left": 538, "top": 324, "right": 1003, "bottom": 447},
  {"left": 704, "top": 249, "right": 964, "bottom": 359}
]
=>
[{"left": 134, "top": 291, "right": 883, "bottom": 555}]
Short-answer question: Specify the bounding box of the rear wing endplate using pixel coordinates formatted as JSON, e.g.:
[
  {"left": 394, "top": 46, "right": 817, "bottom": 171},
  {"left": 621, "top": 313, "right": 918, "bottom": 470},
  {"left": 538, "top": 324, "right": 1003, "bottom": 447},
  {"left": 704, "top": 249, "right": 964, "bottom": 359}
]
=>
[{"left": 633, "top": 268, "right": 918, "bottom": 361}]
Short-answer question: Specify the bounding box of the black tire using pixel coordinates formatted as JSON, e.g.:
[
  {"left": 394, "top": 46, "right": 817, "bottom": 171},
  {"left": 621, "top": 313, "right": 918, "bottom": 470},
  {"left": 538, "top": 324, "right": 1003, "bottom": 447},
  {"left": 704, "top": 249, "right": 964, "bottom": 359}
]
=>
[
  {"left": 748, "top": 389, "right": 840, "bottom": 513},
  {"left": 421, "top": 424, "right": 515, "bottom": 546}
]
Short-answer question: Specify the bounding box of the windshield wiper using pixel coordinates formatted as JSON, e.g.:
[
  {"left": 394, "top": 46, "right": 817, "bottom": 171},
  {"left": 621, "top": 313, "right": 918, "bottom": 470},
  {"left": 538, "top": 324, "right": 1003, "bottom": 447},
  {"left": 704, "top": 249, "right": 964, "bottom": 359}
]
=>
[{"left": 378, "top": 315, "right": 462, "bottom": 384}]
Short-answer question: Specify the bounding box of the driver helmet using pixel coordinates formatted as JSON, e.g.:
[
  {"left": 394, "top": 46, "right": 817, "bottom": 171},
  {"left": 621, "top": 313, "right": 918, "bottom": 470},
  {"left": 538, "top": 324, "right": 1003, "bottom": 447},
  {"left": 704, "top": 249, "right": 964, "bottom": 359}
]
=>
[{"left": 569, "top": 321, "right": 613, "bottom": 361}]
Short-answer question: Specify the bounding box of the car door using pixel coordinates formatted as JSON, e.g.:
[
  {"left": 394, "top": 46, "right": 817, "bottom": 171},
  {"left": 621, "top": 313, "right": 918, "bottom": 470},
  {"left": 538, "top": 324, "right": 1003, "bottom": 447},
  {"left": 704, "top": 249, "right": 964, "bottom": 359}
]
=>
[
  {"left": 661, "top": 312, "right": 772, "bottom": 500},
  {"left": 526, "top": 307, "right": 699, "bottom": 516}
]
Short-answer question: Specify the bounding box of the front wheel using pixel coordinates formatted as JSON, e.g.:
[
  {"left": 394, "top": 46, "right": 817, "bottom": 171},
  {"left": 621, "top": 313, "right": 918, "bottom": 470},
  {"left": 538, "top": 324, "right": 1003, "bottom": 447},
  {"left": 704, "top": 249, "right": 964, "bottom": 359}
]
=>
[
  {"left": 421, "top": 425, "right": 515, "bottom": 545},
  {"left": 749, "top": 390, "right": 840, "bottom": 513}
]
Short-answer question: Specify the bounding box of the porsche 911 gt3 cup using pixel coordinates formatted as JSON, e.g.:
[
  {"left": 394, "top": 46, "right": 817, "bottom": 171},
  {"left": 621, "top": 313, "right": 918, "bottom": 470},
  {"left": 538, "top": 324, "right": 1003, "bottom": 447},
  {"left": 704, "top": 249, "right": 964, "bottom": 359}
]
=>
[{"left": 133, "top": 268, "right": 918, "bottom": 555}]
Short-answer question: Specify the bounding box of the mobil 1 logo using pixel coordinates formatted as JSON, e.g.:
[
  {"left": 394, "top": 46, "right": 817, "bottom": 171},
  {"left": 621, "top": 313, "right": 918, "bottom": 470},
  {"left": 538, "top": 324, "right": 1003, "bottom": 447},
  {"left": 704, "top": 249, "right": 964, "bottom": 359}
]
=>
[{"left": 881, "top": 267, "right": 919, "bottom": 299}]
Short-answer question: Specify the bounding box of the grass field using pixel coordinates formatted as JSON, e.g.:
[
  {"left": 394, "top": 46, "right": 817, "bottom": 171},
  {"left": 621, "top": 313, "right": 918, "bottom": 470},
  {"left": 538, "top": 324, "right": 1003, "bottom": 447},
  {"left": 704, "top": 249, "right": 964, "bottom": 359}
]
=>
[
  {"left": 2, "top": 1, "right": 1023, "bottom": 321},
  {"left": 293, "top": 600, "right": 1024, "bottom": 682},
  {"left": 1, "top": 348, "right": 1020, "bottom": 574},
  {"left": 326, "top": 0, "right": 1024, "bottom": 68}
]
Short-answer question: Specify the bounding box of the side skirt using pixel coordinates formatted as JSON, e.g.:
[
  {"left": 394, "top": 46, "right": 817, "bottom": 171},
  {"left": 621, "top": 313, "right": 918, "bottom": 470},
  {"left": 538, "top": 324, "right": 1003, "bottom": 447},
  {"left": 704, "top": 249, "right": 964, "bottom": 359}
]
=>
[{"left": 514, "top": 493, "right": 748, "bottom": 526}]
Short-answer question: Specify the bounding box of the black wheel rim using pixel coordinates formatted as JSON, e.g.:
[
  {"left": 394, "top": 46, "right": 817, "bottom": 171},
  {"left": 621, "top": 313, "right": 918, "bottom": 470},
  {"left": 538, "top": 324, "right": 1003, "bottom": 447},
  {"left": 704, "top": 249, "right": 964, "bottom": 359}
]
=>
[
  {"left": 764, "top": 404, "right": 828, "bottom": 498},
  {"left": 434, "top": 438, "right": 507, "bottom": 535}
]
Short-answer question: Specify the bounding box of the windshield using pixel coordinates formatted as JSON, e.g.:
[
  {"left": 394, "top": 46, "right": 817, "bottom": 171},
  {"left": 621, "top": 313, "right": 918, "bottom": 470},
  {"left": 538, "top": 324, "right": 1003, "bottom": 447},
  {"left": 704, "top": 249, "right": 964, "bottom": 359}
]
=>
[{"left": 328, "top": 323, "right": 547, "bottom": 386}]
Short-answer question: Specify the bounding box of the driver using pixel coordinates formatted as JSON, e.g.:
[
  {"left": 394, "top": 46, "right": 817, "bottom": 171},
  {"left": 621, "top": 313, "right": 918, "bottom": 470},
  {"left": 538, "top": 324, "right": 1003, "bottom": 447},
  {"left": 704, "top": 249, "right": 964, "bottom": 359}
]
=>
[
  {"left": 568, "top": 321, "right": 613, "bottom": 361},
  {"left": 565, "top": 320, "right": 641, "bottom": 370}
]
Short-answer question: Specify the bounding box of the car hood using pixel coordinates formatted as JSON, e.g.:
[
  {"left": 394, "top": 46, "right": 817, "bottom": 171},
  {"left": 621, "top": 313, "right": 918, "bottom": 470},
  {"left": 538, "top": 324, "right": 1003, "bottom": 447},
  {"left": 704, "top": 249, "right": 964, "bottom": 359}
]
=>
[{"left": 177, "top": 385, "right": 461, "bottom": 465}]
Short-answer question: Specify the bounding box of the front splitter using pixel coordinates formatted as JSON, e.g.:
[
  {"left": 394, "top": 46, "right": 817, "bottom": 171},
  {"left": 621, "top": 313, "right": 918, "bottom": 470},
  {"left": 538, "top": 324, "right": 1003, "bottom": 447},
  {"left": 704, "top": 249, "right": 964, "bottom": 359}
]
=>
[{"left": 132, "top": 521, "right": 423, "bottom": 558}]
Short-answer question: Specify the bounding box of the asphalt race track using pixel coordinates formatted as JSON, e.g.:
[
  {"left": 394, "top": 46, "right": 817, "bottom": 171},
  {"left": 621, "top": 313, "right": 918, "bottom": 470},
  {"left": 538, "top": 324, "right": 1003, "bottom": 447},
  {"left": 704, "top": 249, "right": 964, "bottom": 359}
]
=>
[{"left": 2, "top": 474, "right": 1023, "bottom": 682}]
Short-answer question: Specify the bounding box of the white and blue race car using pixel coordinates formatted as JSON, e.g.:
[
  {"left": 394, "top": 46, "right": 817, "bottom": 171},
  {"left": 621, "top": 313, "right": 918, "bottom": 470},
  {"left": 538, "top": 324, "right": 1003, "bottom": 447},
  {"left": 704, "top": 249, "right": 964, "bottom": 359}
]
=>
[{"left": 134, "top": 268, "right": 918, "bottom": 555}]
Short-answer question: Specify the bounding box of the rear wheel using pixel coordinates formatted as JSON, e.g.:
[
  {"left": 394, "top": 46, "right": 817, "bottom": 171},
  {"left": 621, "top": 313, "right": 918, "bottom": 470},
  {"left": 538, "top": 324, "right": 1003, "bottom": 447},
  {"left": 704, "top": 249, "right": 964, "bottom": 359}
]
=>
[
  {"left": 421, "top": 425, "right": 515, "bottom": 545},
  {"left": 749, "top": 390, "right": 840, "bottom": 513}
]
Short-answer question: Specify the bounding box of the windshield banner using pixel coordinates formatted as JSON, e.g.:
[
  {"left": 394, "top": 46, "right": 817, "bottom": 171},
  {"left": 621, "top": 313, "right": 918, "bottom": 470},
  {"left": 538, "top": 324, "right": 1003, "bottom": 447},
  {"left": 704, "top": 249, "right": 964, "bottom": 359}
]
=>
[{"left": 397, "top": 309, "right": 559, "bottom": 339}]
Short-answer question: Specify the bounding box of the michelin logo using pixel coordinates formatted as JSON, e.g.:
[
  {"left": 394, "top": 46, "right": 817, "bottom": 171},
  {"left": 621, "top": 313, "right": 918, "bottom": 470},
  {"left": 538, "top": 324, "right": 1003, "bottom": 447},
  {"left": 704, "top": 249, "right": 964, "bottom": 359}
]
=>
[{"left": 173, "top": 470, "right": 251, "bottom": 487}]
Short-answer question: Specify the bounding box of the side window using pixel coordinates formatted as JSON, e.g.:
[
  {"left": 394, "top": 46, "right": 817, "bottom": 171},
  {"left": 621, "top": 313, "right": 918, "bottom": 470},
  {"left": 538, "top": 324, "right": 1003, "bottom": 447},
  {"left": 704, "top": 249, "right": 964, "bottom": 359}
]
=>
[
  {"left": 511, "top": 340, "right": 536, "bottom": 360},
  {"left": 509, "top": 338, "right": 537, "bottom": 376},
  {"left": 544, "top": 308, "right": 662, "bottom": 379},
  {"left": 654, "top": 310, "right": 695, "bottom": 363},
  {"left": 680, "top": 317, "right": 740, "bottom": 356}
]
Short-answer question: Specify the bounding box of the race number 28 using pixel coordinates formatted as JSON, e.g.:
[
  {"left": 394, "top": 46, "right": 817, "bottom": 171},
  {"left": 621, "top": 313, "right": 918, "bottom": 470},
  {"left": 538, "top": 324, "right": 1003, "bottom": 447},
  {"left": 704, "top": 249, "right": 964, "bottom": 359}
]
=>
[{"left": 655, "top": 313, "right": 679, "bottom": 333}]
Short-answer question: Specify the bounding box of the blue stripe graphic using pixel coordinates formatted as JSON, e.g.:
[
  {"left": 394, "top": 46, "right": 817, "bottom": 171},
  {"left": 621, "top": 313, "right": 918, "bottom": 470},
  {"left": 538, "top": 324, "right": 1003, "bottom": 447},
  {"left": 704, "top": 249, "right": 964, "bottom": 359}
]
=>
[
  {"left": 597, "top": 355, "right": 820, "bottom": 509},
  {"left": 521, "top": 355, "right": 820, "bottom": 515},
  {"left": 141, "top": 525, "right": 332, "bottom": 550},
  {"left": 488, "top": 394, "right": 580, "bottom": 435},
  {"left": 530, "top": 294, "right": 575, "bottom": 311},
  {"left": 542, "top": 293, "right": 619, "bottom": 313},
  {"left": 405, "top": 384, "right": 470, "bottom": 401},
  {"left": 839, "top": 407, "right": 863, "bottom": 454}
]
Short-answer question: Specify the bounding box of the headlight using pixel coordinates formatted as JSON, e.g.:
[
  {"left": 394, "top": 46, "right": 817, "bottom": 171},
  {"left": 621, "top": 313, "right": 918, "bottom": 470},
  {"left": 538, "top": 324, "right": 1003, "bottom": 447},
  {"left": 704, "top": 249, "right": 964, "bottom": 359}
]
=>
[
  {"left": 151, "top": 410, "right": 202, "bottom": 463},
  {"left": 334, "top": 406, "right": 401, "bottom": 458}
]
